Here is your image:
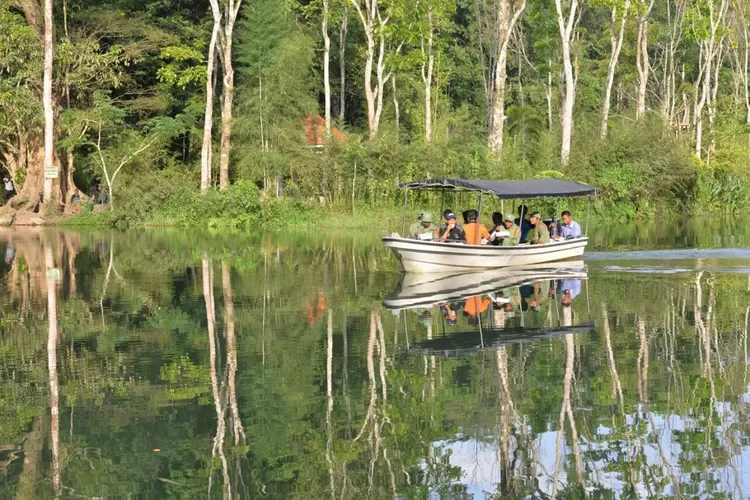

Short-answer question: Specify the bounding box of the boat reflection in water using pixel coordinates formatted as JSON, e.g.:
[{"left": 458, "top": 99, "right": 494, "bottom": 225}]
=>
[{"left": 384, "top": 261, "right": 594, "bottom": 355}]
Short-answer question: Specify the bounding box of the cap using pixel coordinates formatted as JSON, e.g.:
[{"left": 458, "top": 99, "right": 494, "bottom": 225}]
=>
[
  {"left": 530, "top": 212, "right": 541, "bottom": 219},
  {"left": 445, "top": 212, "right": 456, "bottom": 220},
  {"left": 503, "top": 213, "right": 514, "bottom": 222},
  {"left": 421, "top": 211, "right": 434, "bottom": 223}
]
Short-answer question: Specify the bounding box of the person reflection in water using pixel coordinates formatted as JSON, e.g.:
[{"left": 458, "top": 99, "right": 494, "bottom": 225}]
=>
[
  {"left": 560, "top": 279, "right": 581, "bottom": 326},
  {"left": 4, "top": 243, "right": 14, "bottom": 264},
  {"left": 441, "top": 303, "right": 458, "bottom": 326}
]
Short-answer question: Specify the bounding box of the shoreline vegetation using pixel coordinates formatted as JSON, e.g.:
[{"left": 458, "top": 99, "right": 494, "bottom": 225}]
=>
[{"left": 3, "top": 0, "right": 750, "bottom": 228}]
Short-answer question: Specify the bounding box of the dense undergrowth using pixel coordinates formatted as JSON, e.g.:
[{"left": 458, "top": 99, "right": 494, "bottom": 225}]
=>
[{"left": 60, "top": 114, "right": 750, "bottom": 231}]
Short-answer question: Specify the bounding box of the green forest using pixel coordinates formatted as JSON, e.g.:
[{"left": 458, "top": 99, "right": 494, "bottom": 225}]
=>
[{"left": 2, "top": 0, "right": 750, "bottom": 227}]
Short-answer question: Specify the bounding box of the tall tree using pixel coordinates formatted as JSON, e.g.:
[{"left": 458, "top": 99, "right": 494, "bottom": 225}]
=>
[
  {"left": 689, "top": 0, "right": 729, "bottom": 159},
  {"left": 339, "top": 4, "right": 348, "bottom": 123},
  {"left": 488, "top": 0, "right": 527, "bottom": 154},
  {"left": 350, "top": 0, "right": 395, "bottom": 137},
  {"left": 599, "top": 0, "right": 631, "bottom": 138},
  {"left": 201, "top": 15, "right": 221, "bottom": 193},
  {"left": 634, "top": 0, "right": 655, "bottom": 120},
  {"left": 218, "top": 0, "right": 244, "bottom": 189},
  {"left": 42, "top": 0, "right": 54, "bottom": 204},
  {"left": 554, "top": 0, "right": 580, "bottom": 164},
  {"left": 323, "top": 0, "right": 332, "bottom": 138}
]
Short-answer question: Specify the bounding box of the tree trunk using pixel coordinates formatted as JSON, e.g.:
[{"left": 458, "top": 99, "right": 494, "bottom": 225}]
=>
[
  {"left": 546, "top": 64, "right": 553, "bottom": 130},
  {"left": 219, "top": 35, "right": 234, "bottom": 190},
  {"left": 322, "top": 0, "right": 332, "bottom": 139},
  {"left": 339, "top": 6, "right": 348, "bottom": 123},
  {"left": 217, "top": 0, "right": 243, "bottom": 190},
  {"left": 488, "top": 0, "right": 527, "bottom": 154},
  {"left": 201, "top": 19, "right": 220, "bottom": 193},
  {"left": 555, "top": 0, "right": 579, "bottom": 165},
  {"left": 392, "top": 75, "right": 400, "bottom": 140},
  {"left": 635, "top": 3, "right": 654, "bottom": 121},
  {"left": 600, "top": 0, "right": 630, "bottom": 139},
  {"left": 351, "top": 0, "right": 391, "bottom": 137},
  {"left": 42, "top": 0, "right": 54, "bottom": 203},
  {"left": 421, "top": 5, "right": 434, "bottom": 143}
]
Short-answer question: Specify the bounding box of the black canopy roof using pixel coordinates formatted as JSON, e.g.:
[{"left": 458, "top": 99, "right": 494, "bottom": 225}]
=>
[{"left": 400, "top": 178, "right": 597, "bottom": 199}]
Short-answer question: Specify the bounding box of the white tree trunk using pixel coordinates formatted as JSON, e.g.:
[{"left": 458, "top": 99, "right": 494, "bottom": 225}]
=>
[
  {"left": 600, "top": 0, "right": 630, "bottom": 139},
  {"left": 200, "top": 20, "right": 220, "bottom": 193},
  {"left": 488, "top": 0, "right": 526, "bottom": 154},
  {"left": 219, "top": 34, "right": 234, "bottom": 190},
  {"left": 692, "top": 0, "right": 728, "bottom": 159},
  {"left": 555, "top": 0, "right": 579, "bottom": 165},
  {"left": 322, "top": 0, "right": 332, "bottom": 138},
  {"left": 547, "top": 64, "right": 553, "bottom": 130},
  {"left": 218, "top": 0, "right": 243, "bottom": 190},
  {"left": 42, "top": 0, "right": 54, "bottom": 203},
  {"left": 339, "top": 6, "right": 348, "bottom": 123},
  {"left": 421, "top": 6, "right": 434, "bottom": 143},
  {"left": 351, "top": 0, "right": 391, "bottom": 137},
  {"left": 635, "top": 2, "right": 654, "bottom": 121},
  {"left": 392, "top": 75, "right": 400, "bottom": 139}
]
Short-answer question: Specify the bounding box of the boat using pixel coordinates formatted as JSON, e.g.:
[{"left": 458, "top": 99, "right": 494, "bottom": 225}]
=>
[{"left": 383, "top": 178, "right": 597, "bottom": 273}]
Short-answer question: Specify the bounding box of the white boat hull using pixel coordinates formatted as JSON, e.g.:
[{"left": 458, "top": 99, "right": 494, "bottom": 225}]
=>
[{"left": 383, "top": 236, "right": 588, "bottom": 273}]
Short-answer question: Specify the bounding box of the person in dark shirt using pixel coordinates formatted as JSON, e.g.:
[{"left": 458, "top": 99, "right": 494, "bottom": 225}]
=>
[
  {"left": 515, "top": 204, "right": 532, "bottom": 243},
  {"left": 438, "top": 211, "right": 466, "bottom": 243}
]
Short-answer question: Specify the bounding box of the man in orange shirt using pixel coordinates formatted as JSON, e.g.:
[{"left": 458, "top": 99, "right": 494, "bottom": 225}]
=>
[{"left": 462, "top": 210, "right": 491, "bottom": 245}]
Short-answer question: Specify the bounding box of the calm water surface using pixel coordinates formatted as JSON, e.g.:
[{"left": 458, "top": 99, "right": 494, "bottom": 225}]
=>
[{"left": 0, "top": 221, "right": 749, "bottom": 498}]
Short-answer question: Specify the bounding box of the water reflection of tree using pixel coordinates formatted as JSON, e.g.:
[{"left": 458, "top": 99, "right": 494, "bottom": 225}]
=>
[
  {"left": 203, "top": 257, "right": 248, "bottom": 499},
  {"left": 4, "top": 234, "right": 750, "bottom": 497}
]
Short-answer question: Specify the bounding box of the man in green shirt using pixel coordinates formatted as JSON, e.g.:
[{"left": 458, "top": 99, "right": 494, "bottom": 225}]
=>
[
  {"left": 496, "top": 213, "right": 521, "bottom": 246},
  {"left": 409, "top": 211, "right": 437, "bottom": 240},
  {"left": 529, "top": 212, "right": 550, "bottom": 245}
]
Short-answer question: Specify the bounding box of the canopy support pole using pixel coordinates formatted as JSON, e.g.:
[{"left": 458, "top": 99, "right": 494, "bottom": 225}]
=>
[
  {"left": 585, "top": 196, "right": 590, "bottom": 236},
  {"left": 477, "top": 191, "right": 484, "bottom": 223},
  {"left": 440, "top": 190, "right": 445, "bottom": 219},
  {"left": 401, "top": 188, "right": 409, "bottom": 236}
]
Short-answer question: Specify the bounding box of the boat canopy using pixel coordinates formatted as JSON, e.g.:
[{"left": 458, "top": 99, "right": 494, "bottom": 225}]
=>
[{"left": 399, "top": 178, "right": 598, "bottom": 199}]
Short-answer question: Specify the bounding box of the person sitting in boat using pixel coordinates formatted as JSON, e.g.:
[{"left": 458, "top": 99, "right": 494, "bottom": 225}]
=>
[
  {"left": 438, "top": 209, "right": 463, "bottom": 233},
  {"left": 488, "top": 212, "right": 504, "bottom": 246},
  {"left": 463, "top": 209, "right": 491, "bottom": 245},
  {"left": 557, "top": 210, "right": 582, "bottom": 239},
  {"left": 409, "top": 211, "right": 436, "bottom": 240},
  {"left": 438, "top": 212, "right": 466, "bottom": 243},
  {"left": 515, "top": 204, "right": 532, "bottom": 243},
  {"left": 528, "top": 212, "right": 550, "bottom": 244},
  {"left": 492, "top": 213, "right": 520, "bottom": 246}
]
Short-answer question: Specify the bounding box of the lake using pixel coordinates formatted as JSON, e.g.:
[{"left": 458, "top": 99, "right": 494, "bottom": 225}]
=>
[{"left": 0, "top": 221, "right": 749, "bottom": 498}]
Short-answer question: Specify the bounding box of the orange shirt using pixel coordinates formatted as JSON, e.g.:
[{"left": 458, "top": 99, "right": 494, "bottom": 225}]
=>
[
  {"left": 464, "top": 296, "right": 490, "bottom": 317},
  {"left": 463, "top": 222, "right": 491, "bottom": 245}
]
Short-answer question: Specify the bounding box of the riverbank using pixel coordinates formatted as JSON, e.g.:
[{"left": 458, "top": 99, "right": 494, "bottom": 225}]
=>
[{"left": 0, "top": 195, "right": 738, "bottom": 234}]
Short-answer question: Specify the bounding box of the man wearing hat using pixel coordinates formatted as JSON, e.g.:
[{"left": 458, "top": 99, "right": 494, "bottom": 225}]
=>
[
  {"left": 409, "top": 211, "right": 437, "bottom": 240},
  {"left": 438, "top": 211, "right": 466, "bottom": 242},
  {"left": 495, "top": 213, "right": 521, "bottom": 246},
  {"left": 528, "top": 212, "right": 550, "bottom": 245}
]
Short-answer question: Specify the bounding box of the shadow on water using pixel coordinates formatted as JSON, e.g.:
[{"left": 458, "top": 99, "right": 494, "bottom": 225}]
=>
[{"left": 0, "top": 225, "right": 748, "bottom": 497}]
